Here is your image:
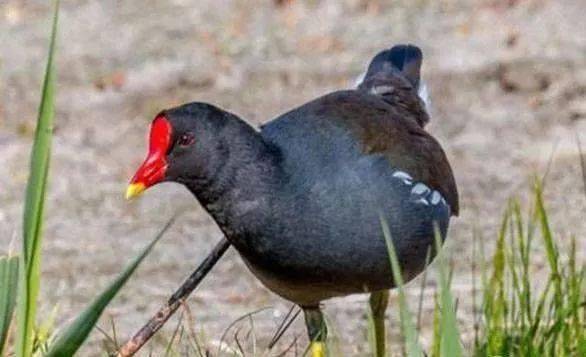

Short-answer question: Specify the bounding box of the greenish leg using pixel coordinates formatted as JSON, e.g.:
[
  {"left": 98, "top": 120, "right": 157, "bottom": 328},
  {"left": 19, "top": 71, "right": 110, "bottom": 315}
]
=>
[
  {"left": 369, "top": 290, "right": 390, "bottom": 357},
  {"left": 303, "top": 307, "right": 327, "bottom": 357}
]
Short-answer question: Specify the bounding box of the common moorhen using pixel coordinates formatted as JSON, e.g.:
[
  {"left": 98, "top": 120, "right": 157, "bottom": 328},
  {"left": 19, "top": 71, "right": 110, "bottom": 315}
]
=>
[{"left": 127, "top": 44, "right": 458, "bottom": 357}]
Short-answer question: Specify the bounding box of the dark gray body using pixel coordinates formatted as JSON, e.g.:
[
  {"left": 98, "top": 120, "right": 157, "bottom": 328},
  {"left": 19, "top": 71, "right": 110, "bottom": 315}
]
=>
[
  {"left": 221, "top": 92, "right": 451, "bottom": 307},
  {"left": 142, "top": 44, "right": 457, "bottom": 310}
]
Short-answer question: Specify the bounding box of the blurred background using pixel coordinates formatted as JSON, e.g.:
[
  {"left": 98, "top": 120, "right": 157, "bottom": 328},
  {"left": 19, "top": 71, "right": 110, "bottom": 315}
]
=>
[{"left": 1, "top": 0, "right": 585, "bottom": 355}]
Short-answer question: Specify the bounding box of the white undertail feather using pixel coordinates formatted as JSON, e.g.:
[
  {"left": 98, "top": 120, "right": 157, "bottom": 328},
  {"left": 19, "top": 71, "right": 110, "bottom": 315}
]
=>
[
  {"left": 352, "top": 71, "right": 367, "bottom": 88},
  {"left": 417, "top": 81, "right": 432, "bottom": 113}
]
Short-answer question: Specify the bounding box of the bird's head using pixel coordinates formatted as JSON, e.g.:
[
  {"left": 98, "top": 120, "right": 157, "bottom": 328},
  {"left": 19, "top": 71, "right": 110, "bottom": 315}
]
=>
[{"left": 126, "top": 102, "right": 231, "bottom": 199}]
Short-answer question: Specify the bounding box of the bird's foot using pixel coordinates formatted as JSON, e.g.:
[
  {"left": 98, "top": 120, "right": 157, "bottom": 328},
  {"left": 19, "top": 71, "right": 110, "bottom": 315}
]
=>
[{"left": 310, "top": 341, "right": 325, "bottom": 357}]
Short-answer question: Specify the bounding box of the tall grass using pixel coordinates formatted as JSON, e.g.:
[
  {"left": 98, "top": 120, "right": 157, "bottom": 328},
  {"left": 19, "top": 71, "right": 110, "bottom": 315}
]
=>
[
  {"left": 15, "top": 2, "right": 59, "bottom": 355},
  {"left": 0, "top": 255, "right": 19, "bottom": 354},
  {"left": 475, "top": 182, "right": 586, "bottom": 356},
  {"left": 378, "top": 217, "right": 462, "bottom": 357},
  {"left": 0, "top": 2, "right": 175, "bottom": 356},
  {"left": 433, "top": 227, "right": 462, "bottom": 357},
  {"left": 380, "top": 180, "right": 584, "bottom": 357},
  {"left": 379, "top": 216, "right": 424, "bottom": 357}
]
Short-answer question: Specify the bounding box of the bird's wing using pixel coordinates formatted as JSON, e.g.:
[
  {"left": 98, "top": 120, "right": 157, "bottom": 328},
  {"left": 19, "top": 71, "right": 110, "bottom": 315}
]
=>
[{"left": 262, "top": 90, "right": 459, "bottom": 215}]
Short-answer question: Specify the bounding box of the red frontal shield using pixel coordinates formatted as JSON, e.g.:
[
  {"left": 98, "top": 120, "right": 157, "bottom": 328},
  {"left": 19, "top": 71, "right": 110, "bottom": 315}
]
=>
[{"left": 126, "top": 115, "right": 172, "bottom": 199}]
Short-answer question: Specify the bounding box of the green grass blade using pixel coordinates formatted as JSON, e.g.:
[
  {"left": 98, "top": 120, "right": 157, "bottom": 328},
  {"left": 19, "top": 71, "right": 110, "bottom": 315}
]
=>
[
  {"left": 473, "top": 180, "right": 585, "bottom": 355},
  {"left": 0, "top": 255, "right": 19, "bottom": 354},
  {"left": 45, "top": 218, "right": 175, "bottom": 357},
  {"left": 433, "top": 228, "right": 463, "bottom": 357},
  {"left": 431, "top": 294, "right": 441, "bottom": 357},
  {"left": 485, "top": 207, "right": 509, "bottom": 355},
  {"left": 379, "top": 215, "right": 423, "bottom": 357},
  {"left": 16, "top": 1, "right": 59, "bottom": 356},
  {"left": 533, "top": 182, "right": 562, "bottom": 311}
]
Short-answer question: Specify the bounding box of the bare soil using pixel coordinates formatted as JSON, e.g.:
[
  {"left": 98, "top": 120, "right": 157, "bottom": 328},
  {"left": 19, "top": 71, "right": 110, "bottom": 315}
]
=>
[{"left": 1, "top": 0, "right": 585, "bottom": 355}]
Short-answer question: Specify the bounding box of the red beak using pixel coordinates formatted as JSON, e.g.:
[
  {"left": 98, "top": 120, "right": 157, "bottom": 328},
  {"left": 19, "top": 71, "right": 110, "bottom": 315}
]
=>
[{"left": 126, "top": 115, "right": 172, "bottom": 199}]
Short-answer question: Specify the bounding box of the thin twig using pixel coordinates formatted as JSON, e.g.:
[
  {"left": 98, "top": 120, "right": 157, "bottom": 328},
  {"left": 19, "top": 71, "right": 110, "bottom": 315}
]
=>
[
  {"left": 163, "top": 312, "right": 184, "bottom": 357},
  {"left": 233, "top": 327, "right": 246, "bottom": 356},
  {"left": 274, "top": 335, "right": 299, "bottom": 357},
  {"left": 269, "top": 305, "right": 295, "bottom": 348},
  {"left": 116, "top": 237, "right": 231, "bottom": 357},
  {"left": 110, "top": 316, "right": 119, "bottom": 351},
  {"left": 95, "top": 325, "right": 117, "bottom": 353},
  {"left": 217, "top": 307, "right": 273, "bottom": 356},
  {"left": 268, "top": 305, "right": 301, "bottom": 349},
  {"left": 180, "top": 300, "right": 205, "bottom": 357}
]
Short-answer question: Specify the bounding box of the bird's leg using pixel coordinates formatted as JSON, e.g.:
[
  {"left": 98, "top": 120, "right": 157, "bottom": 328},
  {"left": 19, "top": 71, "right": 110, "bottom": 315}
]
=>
[
  {"left": 369, "top": 290, "right": 389, "bottom": 357},
  {"left": 303, "top": 307, "right": 327, "bottom": 357}
]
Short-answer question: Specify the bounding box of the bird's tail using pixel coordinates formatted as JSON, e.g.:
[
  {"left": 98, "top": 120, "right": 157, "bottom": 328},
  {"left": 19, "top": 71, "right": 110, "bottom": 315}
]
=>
[
  {"left": 354, "top": 44, "right": 431, "bottom": 118},
  {"left": 364, "top": 44, "right": 423, "bottom": 88}
]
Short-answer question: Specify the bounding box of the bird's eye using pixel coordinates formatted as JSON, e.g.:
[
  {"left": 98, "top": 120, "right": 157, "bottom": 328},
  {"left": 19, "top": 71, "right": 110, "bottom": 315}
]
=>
[{"left": 178, "top": 133, "right": 195, "bottom": 147}]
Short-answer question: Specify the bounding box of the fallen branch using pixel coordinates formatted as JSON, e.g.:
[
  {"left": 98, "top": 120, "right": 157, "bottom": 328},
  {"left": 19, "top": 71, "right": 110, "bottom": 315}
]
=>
[{"left": 116, "top": 237, "right": 231, "bottom": 356}]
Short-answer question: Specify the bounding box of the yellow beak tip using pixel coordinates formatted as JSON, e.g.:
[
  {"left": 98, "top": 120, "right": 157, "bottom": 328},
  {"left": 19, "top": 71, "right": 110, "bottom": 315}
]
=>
[{"left": 126, "top": 183, "right": 146, "bottom": 200}]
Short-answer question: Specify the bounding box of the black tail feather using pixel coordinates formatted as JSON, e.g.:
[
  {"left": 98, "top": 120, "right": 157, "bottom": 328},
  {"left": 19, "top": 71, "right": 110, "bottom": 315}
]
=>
[
  {"left": 363, "top": 44, "right": 423, "bottom": 89},
  {"left": 357, "top": 44, "right": 429, "bottom": 127}
]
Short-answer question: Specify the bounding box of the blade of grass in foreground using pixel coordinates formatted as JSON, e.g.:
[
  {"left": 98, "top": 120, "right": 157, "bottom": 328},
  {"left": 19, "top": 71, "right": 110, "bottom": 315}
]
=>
[
  {"left": 433, "top": 227, "right": 462, "bottom": 357},
  {"left": 0, "top": 255, "right": 19, "bottom": 354},
  {"left": 484, "top": 208, "right": 509, "bottom": 355},
  {"left": 380, "top": 215, "right": 423, "bottom": 357},
  {"left": 16, "top": 1, "right": 59, "bottom": 356},
  {"left": 45, "top": 218, "right": 176, "bottom": 357}
]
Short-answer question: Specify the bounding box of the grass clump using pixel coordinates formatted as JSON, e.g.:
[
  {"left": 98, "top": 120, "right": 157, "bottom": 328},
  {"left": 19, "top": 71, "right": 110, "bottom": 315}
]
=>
[
  {"left": 475, "top": 181, "right": 585, "bottom": 356},
  {"left": 368, "top": 179, "right": 584, "bottom": 357}
]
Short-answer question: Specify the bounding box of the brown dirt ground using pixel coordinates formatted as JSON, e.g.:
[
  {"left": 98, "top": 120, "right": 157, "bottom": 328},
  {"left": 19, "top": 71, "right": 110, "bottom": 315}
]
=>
[{"left": 1, "top": 0, "right": 585, "bottom": 355}]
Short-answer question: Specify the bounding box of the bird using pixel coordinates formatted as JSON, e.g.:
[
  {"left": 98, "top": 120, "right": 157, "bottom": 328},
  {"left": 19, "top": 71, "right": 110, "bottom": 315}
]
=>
[{"left": 126, "top": 44, "right": 458, "bottom": 357}]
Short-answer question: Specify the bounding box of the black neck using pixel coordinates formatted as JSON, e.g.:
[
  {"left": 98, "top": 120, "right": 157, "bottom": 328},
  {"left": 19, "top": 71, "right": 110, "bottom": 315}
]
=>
[{"left": 184, "top": 118, "right": 281, "bottom": 236}]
